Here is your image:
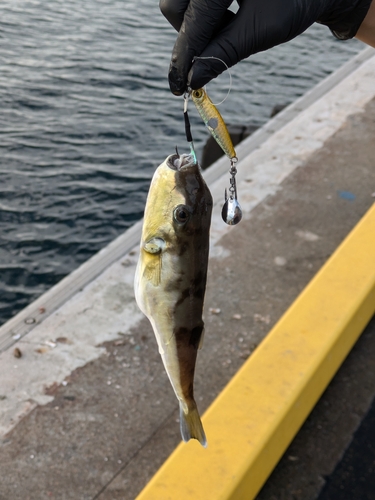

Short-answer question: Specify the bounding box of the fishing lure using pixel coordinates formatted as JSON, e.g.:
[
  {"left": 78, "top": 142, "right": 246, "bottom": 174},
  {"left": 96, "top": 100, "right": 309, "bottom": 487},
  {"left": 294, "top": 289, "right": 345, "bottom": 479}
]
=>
[
  {"left": 190, "top": 87, "right": 236, "bottom": 161},
  {"left": 186, "top": 87, "right": 242, "bottom": 225}
]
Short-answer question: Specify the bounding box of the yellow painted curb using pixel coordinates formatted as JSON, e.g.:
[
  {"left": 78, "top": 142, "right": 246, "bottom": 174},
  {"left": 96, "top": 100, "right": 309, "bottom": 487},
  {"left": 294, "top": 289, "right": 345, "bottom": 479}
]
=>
[{"left": 136, "top": 203, "right": 375, "bottom": 500}]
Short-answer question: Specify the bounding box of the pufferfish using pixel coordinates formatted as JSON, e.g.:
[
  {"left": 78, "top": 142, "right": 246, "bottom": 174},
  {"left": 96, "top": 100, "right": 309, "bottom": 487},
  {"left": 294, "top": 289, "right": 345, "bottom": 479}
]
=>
[{"left": 134, "top": 152, "right": 212, "bottom": 447}]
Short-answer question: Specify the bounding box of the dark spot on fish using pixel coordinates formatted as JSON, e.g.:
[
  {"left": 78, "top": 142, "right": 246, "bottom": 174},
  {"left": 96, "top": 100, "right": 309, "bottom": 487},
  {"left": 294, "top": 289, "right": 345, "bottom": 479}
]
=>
[
  {"left": 194, "top": 287, "right": 204, "bottom": 300},
  {"left": 189, "top": 325, "right": 203, "bottom": 349},
  {"left": 175, "top": 288, "right": 190, "bottom": 307},
  {"left": 174, "top": 325, "right": 203, "bottom": 350},
  {"left": 172, "top": 272, "right": 206, "bottom": 307},
  {"left": 164, "top": 275, "right": 185, "bottom": 293},
  {"left": 174, "top": 326, "right": 189, "bottom": 341}
]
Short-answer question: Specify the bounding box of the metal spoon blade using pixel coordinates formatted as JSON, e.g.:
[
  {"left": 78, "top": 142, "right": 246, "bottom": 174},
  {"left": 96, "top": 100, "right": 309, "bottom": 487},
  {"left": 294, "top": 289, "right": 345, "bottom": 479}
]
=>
[{"left": 221, "top": 198, "right": 243, "bottom": 225}]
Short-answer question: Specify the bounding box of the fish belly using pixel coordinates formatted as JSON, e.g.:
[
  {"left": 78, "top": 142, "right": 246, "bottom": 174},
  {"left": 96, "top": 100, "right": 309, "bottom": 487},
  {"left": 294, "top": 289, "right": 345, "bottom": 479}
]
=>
[{"left": 135, "top": 253, "right": 207, "bottom": 446}]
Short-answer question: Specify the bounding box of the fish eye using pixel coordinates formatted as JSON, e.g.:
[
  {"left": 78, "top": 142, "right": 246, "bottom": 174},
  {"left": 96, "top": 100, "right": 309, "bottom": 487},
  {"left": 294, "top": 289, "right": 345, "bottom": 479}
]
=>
[
  {"left": 173, "top": 205, "right": 190, "bottom": 224},
  {"left": 192, "top": 89, "right": 204, "bottom": 99}
]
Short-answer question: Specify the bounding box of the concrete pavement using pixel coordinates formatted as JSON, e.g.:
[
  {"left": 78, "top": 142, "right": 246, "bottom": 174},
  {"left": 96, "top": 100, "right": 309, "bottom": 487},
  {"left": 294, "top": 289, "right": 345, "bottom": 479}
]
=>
[{"left": 0, "top": 48, "right": 375, "bottom": 500}]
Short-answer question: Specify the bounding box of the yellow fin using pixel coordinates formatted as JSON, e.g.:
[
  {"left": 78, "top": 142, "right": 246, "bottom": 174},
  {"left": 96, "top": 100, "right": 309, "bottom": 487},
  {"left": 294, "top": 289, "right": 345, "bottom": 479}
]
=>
[
  {"left": 143, "top": 255, "right": 161, "bottom": 287},
  {"left": 142, "top": 238, "right": 165, "bottom": 286},
  {"left": 180, "top": 401, "right": 207, "bottom": 447}
]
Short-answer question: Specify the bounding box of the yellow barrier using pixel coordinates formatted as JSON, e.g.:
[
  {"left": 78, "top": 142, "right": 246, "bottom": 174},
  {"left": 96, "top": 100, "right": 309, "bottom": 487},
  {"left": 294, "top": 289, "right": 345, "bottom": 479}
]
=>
[{"left": 136, "top": 203, "right": 375, "bottom": 500}]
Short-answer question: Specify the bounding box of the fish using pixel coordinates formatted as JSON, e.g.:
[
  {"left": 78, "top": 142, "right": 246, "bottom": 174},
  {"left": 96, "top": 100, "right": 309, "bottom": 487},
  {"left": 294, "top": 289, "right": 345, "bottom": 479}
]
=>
[
  {"left": 190, "top": 87, "right": 237, "bottom": 160},
  {"left": 134, "top": 152, "right": 213, "bottom": 447}
]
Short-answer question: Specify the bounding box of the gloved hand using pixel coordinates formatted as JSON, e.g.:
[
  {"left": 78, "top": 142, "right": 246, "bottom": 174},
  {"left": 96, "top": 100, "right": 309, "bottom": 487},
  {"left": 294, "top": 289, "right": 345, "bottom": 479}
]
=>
[{"left": 160, "top": 0, "right": 372, "bottom": 95}]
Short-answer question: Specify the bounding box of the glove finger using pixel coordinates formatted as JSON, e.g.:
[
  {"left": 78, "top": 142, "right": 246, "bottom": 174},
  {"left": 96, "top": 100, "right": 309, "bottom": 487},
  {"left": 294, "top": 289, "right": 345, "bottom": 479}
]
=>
[
  {"left": 187, "top": 13, "right": 247, "bottom": 89},
  {"left": 159, "top": 0, "right": 190, "bottom": 32},
  {"left": 168, "top": 0, "right": 234, "bottom": 95},
  {"left": 188, "top": 0, "right": 324, "bottom": 89},
  {"left": 188, "top": 0, "right": 295, "bottom": 89}
]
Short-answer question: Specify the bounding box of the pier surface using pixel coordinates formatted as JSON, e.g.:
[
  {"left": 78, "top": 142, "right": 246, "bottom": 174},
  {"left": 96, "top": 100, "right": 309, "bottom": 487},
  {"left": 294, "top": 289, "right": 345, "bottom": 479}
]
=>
[{"left": 1, "top": 47, "right": 375, "bottom": 500}]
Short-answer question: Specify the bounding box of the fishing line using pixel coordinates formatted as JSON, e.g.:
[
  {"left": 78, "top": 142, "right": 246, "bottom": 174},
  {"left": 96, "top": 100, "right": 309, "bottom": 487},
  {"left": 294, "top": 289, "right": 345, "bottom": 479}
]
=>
[{"left": 192, "top": 56, "right": 232, "bottom": 105}]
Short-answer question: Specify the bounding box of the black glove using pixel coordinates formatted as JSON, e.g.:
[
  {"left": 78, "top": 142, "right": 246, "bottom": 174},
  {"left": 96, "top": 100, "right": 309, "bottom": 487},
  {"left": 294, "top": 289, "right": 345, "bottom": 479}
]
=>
[{"left": 160, "top": 0, "right": 372, "bottom": 95}]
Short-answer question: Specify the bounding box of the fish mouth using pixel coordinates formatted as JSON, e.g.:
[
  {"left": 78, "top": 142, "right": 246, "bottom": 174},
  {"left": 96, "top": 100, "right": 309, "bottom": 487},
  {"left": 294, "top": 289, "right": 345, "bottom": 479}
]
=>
[{"left": 167, "top": 153, "right": 196, "bottom": 171}]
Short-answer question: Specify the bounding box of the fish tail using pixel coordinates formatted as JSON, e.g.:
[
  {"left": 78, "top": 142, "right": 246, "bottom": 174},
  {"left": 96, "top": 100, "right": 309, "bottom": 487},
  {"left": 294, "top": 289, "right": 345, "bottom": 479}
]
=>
[{"left": 179, "top": 401, "right": 207, "bottom": 448}]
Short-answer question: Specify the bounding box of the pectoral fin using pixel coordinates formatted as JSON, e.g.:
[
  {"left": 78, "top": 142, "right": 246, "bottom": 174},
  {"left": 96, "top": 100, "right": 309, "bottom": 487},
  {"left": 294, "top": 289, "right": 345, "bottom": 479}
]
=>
[
  {"left": 142, "top": 238, "right": 165, "bottom": 286},
  {"left": 142, "top": 257, "right": 160, "bottom": 286}
]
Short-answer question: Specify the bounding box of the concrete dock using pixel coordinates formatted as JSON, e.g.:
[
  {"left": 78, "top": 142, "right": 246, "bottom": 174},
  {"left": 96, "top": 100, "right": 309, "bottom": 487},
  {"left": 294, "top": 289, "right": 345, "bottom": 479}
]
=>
[{"left": 0, "top": 47, "right": 375, "bottom": 500}]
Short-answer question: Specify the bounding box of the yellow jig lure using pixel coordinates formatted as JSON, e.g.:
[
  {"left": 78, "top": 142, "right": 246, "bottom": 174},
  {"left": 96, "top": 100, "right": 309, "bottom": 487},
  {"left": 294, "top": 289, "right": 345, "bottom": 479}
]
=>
[{"left": 190, "top": 87, "right": 237, "bottom": 161}]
